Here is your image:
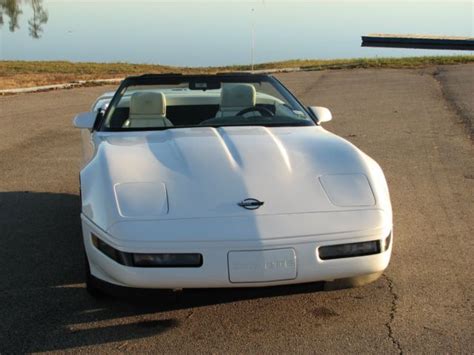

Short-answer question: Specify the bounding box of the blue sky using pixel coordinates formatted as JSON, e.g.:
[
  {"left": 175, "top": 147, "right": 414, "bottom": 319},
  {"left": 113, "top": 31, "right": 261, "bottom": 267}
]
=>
[{"left": 2, "top": 1, "right": 472, "bottom": 65}]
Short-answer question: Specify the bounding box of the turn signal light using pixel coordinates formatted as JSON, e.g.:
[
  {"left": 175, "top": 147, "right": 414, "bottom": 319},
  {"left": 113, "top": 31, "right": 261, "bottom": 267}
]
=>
[
  {"left": 319, "top": 240, "right": 381, "bottom": 260},
  {"left": 132, "top": 253, "right": 203, "bottom": 267},
  {"left": 91, "top": 233, "right": 202, "bottom": 268}
]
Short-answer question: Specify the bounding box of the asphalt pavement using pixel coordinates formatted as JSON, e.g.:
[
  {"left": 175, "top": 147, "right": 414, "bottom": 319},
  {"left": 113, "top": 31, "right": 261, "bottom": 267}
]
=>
[{"left": 0, "top": 64, "right": 473, "bottom": 353}]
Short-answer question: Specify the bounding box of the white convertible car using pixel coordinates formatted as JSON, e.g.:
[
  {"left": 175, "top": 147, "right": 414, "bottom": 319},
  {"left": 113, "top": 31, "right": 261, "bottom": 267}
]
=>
[{"left": 74, "top": 73, "right": 392, "bottom": 295}]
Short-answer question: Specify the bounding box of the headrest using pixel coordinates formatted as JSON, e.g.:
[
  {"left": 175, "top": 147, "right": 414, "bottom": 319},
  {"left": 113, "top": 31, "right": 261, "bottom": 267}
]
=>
[
  {"left": 220, "top": 84, "right": 256, "bottom": 109},
  {"left": 130, "top": 92, "right": 166, "bottom": 117}
]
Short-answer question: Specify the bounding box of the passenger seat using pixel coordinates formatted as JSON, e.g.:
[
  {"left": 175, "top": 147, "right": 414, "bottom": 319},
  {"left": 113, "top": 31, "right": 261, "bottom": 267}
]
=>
[{"left": 123, "top": 92, "right": 173, "bottom": 128}]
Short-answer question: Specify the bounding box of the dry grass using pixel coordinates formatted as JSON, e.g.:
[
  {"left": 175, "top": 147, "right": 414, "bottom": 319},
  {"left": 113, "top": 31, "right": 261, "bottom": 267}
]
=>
[{"left": 1, "top": 56, "right": 473, "bottom": 90}]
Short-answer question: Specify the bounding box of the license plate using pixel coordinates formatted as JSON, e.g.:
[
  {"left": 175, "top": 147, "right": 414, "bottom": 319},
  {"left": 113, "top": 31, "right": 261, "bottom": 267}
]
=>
[{"left": 228, "top": 248, "right": 297, "bottom": 283}]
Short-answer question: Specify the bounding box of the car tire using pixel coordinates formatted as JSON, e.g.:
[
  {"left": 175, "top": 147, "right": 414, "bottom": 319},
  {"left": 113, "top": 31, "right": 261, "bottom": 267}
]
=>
[
  {"left": 80, "top": 180, "right": 104, "bottom": 298},
  {"left": 84, "top": 254, "right": 107, "bottom": 298}
]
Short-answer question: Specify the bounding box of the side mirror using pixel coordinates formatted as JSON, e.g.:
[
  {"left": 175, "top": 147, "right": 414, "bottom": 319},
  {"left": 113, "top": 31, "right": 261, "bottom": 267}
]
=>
[
  {"left": 73, "top": 112, "right": 96, "bottom": 130},
  {"left": 308, "top": 106, "right": 332, "bottom": 123}
]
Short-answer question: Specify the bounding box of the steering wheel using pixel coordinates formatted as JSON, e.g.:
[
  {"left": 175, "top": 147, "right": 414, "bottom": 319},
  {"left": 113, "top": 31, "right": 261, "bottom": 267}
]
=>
[{"left": 236, "top": 106, "right": 274, "bottom": 117}]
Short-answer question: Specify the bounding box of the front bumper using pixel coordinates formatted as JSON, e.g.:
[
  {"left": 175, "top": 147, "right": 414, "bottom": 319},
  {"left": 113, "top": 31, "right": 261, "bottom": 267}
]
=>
[{"left": 82, "top": 214, "right": 392, "bottom": 289}]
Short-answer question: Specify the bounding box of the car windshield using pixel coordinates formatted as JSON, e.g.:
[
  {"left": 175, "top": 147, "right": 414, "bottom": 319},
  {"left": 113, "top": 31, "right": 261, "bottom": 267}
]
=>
[{"left": 100, "top": 74, "right": 315, "bottom": 131}]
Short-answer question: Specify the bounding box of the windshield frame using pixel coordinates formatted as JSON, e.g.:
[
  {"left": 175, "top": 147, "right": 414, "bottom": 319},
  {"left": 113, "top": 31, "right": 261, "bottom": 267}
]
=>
[{"left": 97, "top": 73, "right": 315, "bottom": 132}]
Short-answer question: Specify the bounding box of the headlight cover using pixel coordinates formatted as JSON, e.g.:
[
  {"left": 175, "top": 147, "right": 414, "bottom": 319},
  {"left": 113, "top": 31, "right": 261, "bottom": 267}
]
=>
[
  {"left": 114, "top": 182, "right": 168, "bottom": 218},
  {"left": 319, "top": 174, "right": 375, "bottom": 207}
]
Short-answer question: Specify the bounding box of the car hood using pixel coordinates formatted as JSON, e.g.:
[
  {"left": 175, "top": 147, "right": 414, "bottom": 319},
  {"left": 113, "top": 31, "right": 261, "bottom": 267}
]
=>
[{"left": 81, "top": 126, "right": 390, "bottom": 231}]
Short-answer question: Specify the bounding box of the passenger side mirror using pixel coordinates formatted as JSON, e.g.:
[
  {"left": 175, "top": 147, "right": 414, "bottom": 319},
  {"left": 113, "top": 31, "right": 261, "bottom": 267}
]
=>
[
  {"left": 73, "top": 112, "right": 97, "bottom": 130},
  {"left": 308, "top": 106, "right": 332, "bottom": 124}
]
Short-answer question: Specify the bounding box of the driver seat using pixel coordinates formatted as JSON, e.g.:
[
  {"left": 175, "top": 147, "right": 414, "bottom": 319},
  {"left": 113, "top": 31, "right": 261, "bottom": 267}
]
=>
[
  {"left": 123, "top": 92, "right": 173, "bottom": 128},
  {"left": 214, "top": 84, "right": 256, "bottom": 118}
]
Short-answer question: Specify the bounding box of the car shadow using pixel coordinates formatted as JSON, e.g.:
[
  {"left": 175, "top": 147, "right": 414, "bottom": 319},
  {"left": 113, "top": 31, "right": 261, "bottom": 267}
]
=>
[{"left": 0, "top": 191, "right": 328, "bottom": 352}]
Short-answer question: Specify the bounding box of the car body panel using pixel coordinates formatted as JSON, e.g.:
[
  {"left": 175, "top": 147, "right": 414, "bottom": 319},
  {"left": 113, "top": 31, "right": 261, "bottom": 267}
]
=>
[
  {"left": 80, "top": 126, "right": 391, "bottom": 233},
  {"left": 82, "top": 214, "right": 392, "bottom": 288}
]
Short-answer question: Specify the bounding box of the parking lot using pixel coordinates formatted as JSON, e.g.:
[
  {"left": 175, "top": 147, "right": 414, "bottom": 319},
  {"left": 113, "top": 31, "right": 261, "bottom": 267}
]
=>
[{"left": 1, "top": 64, "right": 473, "bottom": 353}]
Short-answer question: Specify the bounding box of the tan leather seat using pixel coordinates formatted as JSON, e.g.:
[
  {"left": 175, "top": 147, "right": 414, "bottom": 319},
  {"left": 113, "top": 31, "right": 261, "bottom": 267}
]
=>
[
  {"left": 123, "top": 92, "right": 173, "bottom": 128},
  {"left": 214, "top": 84, "right": 256, "bottom": 118}
]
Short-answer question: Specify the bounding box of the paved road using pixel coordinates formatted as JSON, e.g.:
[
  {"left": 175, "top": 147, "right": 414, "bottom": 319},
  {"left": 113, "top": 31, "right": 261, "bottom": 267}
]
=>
[
  {"left": 1, "top": 64, "right": 473, "bottom": 353},
  {"left": 436, "top": 65, "right": 474, "bottom": 137}
]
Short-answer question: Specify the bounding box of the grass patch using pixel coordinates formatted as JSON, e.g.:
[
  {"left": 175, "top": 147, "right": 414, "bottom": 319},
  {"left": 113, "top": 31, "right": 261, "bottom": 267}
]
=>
[{"left": 1, "top": 55, "right": 473, "bottom": 90}]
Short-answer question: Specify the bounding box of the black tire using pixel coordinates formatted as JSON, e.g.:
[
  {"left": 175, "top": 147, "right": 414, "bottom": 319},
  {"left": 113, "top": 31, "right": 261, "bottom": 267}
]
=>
[
  {"left": 81, "top": 182, "right": 106, "bottom": 298},
  {"left": 84, "top": 254, "right": 107, "bottom": 298}
]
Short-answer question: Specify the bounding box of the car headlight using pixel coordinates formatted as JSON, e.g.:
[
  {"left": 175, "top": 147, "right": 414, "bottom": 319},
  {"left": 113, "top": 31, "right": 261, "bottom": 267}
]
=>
[
  {"left": 114, "top": 182, "right": 168, "bottom": 218},
  {"left": 91, "top": 234, "right": 202, "bottom": 267},
  {"left": 319, "top": 240, "right": 381, "bottom": 260},
  {"left": 318, "top": 233, "right": 391, "bottom": 260},
  {"left": 319, "top": 174, "right": 375, "bottom": 207},
  {"left": 132, "top": 253, "right": 203, "bottom": 267}
]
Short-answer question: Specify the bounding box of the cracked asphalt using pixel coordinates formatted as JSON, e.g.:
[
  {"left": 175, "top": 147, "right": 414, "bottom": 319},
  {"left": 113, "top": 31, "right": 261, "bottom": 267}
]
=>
[{"left": 0, "top": 64, "right": 473, "bottom": 353}]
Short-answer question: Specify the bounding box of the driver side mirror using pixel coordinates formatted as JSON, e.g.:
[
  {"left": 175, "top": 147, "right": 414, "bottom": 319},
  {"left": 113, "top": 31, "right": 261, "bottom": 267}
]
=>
[
  {"left": 308, "top": 106, "right": 332, "bottom": 124},
  {"left": 73, "top": 112, "right": 97, "bottom": 130}
]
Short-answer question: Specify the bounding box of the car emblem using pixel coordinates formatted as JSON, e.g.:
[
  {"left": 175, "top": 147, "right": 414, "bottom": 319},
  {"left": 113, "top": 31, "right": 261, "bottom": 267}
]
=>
[{"left": 238, "top": 198, "right": 264, "bottom": 210}]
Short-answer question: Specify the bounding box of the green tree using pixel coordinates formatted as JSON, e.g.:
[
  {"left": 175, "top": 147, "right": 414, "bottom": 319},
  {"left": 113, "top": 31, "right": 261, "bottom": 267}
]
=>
[
  {"left": 0, "top": 0, "right": 23, "bottom": 32},
  {"left": 28, "top": 0, "right": 48, "bottom": 38}
]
